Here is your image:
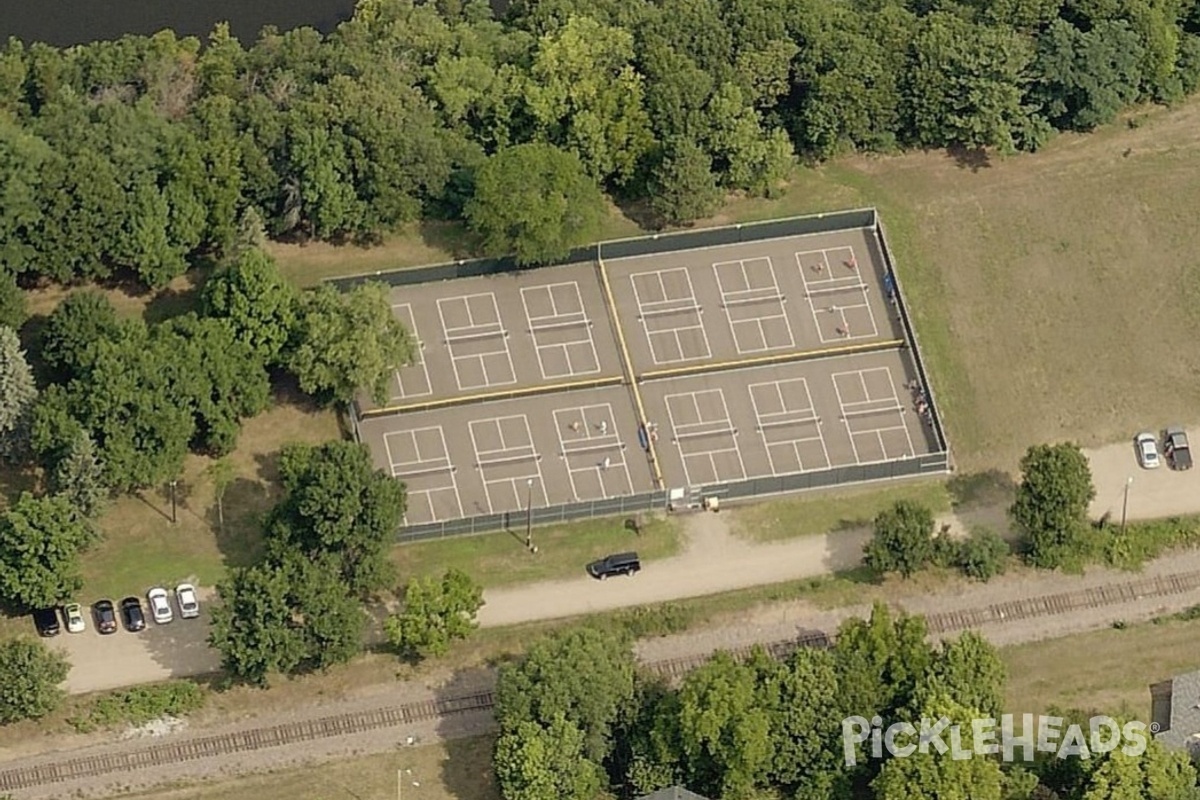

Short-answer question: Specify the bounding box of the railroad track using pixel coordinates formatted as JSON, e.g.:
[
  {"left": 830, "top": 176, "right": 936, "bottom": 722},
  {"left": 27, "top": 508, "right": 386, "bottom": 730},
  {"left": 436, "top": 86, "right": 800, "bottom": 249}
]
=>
[{"left": 6, "top": 567, "right": 1200, "bottom": 793}]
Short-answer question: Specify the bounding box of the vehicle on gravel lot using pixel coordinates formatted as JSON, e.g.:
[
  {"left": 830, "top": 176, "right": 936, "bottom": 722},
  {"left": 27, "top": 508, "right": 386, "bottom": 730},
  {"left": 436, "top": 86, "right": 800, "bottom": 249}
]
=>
[
  {"left": 586, "top": 552, "right": 641, "bottom": 579},
  {"left": 33, "top": 607, "right": 61, "bottom": 637},
  {"left": 1164, "top": 426, "right": 1193, "bottom": 471},
  {"left": 63, "top": 602, "right": 86, "bottom": 633},
  {"left": 147, "top": 587, "right": 173, "bottom": 624},
  {"left": 1135, "top": 432, "right": 1161, "bottom": 469},
  {"left": 120, "top": 596, "right": 146, "bottom": 632},
  {"left": 175, "top": 583, "right": 200, "bottom": 619},
  {"left": 93, "top": 600, "right": 118, "bottom": 635}
]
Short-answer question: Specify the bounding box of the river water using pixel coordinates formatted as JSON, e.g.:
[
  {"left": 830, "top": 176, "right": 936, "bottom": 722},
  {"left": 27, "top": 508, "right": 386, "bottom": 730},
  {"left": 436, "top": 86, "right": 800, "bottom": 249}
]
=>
[{"left": 0, "top": 0, "right": 359, "bottom": 48}]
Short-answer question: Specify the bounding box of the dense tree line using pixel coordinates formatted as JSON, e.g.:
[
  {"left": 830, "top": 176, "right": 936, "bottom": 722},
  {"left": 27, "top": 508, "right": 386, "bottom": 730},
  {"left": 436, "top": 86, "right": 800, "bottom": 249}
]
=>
[
  {"left": 494, "top": 608, "right": 1199, "bottom": 800},
  {"left": 0, "top": 0, "right": 1197, "bottom": 270}
]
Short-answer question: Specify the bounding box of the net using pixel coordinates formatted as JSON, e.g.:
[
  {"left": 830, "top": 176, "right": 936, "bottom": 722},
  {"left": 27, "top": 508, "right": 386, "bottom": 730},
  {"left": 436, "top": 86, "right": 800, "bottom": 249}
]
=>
[
  {"left": 476, "top": 451, "right": 540, "bottom": 468},
  {"left": 673, "top": 425, "right": 736, "bottom": 441},
  {"left": 529, "top": 317, "right": 591, "bottom": 333},
  {"left": 391, "top": 462, "right": 454, "bottom": 479},
  {"left": 757, "top": 416, "right": 819, "bottom": 431},
  {"left": 639, "top": 304, "right": 702, "bottom": 320},
  {"left": 445, "top": 327, "right": 507, "bottom": 344},
  {"left": 562, "top": 440, "right": 626, "bottom": 457},
  {"left": 722, "top": 293, "right": 785, "bottom": 309}
]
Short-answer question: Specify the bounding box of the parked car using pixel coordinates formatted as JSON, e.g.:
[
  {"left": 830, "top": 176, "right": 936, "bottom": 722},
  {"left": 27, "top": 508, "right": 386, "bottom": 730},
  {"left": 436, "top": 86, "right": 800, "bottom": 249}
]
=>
[
  {"left": 93, "top": 600, "right": 118, "bottom": 635},
  {"left": 120, "top": 596, "right": 146, "bottom": 632},
  {"left": 147, "top": 587, "right": 173, "bottom": 624},
  {"left": 63, "top": 602, "right": 86, "bottom": 634},
  {"left": 586, "top": 552, "right": 642, "bottom": 580},
  {"left": 32, "top": 607, "right": 61, "bottom": 637},
  {"left": 1164, "top": 426, "right": 1193, "bottom": 471},
  {"left": 1135, "top": 432, "right": 1161, "bottom": 469},
  {"left": 175, "top": 583, "right": 200, "bottom": 619}
]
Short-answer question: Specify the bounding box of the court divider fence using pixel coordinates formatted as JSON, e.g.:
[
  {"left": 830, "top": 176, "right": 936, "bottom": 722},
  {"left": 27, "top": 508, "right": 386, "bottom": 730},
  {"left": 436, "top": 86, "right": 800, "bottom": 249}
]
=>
[
  {"left": 328, "top": 207, "right": 954, "bottom": 543},
  {"left": 395, "top": 451, "right": 950, "bottom": 542}
]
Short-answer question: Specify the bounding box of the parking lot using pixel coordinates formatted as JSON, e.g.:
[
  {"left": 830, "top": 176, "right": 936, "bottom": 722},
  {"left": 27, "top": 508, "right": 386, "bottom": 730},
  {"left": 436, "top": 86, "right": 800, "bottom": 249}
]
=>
[{"left": 356, "top": 222, "right": 943, "bottom": 528}]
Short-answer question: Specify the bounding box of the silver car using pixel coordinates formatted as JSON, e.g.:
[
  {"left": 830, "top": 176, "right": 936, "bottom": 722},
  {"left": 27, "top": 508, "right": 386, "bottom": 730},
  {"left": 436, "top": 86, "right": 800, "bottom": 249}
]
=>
[
  {"left": 1135, "top": 432, "right": 1161, "bottom": 469},
  {"left": 175, "top": 584, "right": 200, "bottom": 619},
  {"left": 147, "top": 587, "right": 173, "bottom": 624}
]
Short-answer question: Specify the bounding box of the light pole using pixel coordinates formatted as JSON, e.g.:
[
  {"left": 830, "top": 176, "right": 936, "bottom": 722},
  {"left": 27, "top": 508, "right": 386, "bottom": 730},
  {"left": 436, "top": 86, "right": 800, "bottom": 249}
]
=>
[
  {"left": 170, "top": 479, "right": 178, "bottom": 525},
  {"left": 525, "top": 479, "right": 534, "bottom": 551},
  {"left": 1120, "top": 476, "right": 1133, "bottom": 534}
]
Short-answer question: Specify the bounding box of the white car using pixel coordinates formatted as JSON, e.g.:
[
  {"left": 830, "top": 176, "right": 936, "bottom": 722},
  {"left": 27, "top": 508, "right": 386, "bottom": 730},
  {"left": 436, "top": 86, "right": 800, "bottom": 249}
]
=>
[
  {"left": 63, "top": 602, "right": 86, "bottom": 634},
  {"left": 147, "top": 587, "right": 173, "bottom": 624},
  {"left": 175, "top": 584, "right": 200, "bottom": 619},
  {"left": 1136, "top": 432, "right": 1161, "bottom": 469}
]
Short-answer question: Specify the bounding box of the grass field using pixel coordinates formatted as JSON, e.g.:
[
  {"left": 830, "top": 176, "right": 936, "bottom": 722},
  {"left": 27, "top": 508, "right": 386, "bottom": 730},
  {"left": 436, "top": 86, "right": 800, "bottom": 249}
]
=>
[
  {"left": 1004, "top": 615, "right": 1200, "bottom": 720},
  {"left": 128, "top": 736, "right": 499, "bottom": 800},
  {"left": 392, "top": 515, "right": 681, "bottom": 588},
  {"left": 729, "top": 479, "right": 954, "bottom": 542}
]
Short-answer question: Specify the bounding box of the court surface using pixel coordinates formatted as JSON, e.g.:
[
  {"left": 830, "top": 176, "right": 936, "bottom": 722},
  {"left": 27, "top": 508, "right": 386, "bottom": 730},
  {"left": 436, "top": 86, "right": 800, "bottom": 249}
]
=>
[{"left": 358, "top": 223, "right": 944, "bottom": 526}]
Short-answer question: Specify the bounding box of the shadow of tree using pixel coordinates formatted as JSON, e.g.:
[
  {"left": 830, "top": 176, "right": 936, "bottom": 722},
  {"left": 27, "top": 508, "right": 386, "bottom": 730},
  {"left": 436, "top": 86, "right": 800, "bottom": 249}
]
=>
[
  {"left": 203, "top": 477, "right": 269, "bottom": 569},
  {"left": 947, "top": 469, "right": 1016, "bottom": 508},
  {"left": 438, "top": 733, "right": 501, "bottom": 800},
  {"left": 419, "top": 220, "right": 481, "bottom": 261},
  {"left": 948, "top": 145, "right": 992, "bottom": 172}
]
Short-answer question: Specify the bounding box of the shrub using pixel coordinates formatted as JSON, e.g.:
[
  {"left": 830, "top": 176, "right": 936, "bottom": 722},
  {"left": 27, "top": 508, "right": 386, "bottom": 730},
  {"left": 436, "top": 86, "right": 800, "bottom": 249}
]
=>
[
  {"left": 956, "top": 527, "right": 1010, "bottom": 582},
  {"left": 69, "top": 680, "right": 206, "bottom": 733}
]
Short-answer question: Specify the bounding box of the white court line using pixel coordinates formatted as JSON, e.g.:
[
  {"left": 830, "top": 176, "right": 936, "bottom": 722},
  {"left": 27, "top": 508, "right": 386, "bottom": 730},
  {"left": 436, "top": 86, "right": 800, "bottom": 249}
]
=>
[
  {"left": 748, "top": 379, "right": 830, "bottom": 475},
  {"left": 468, "top": 415, "right": 545, "bottom": 514},
  {"left": 664, "top": 389, "right": 745, "bottom": 485},
  {"left": 552, "top": 406, "right": 632, "bottom": 500},
  {"left": 713, "top": 258, "right": 794, "bottom": 354},
  {"left": 386, "top": 428, "right": 463, "bottom": 524},
  {"left": 831, "top": 374, "right": 864, "bottom": 465},
  {"left": 632, "top": 269, "right": 711, "bottom": 365},
  {"left": 438, "top": 293, "right": 517, "bottom": 391},
  {"left": 391, "top": 304, "right": 431, "bottom": 399},
  {"left": 521, "top": 283, "right": 601, "bottom": 379}
]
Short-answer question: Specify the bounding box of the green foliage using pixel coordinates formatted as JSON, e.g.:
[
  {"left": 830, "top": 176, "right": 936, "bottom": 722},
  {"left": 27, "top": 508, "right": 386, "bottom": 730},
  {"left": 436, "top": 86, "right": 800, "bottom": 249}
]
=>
[
  {"left": 493, "top": 715, "right": 604, "bottom": 800},
  {"left": 674, "top": 652, "right": 773, "bottom": 800},
  {"left": 0, "top": 271, "right": 24, "bottom": 329},
  {"left": 833, "top": 602, "right": 934, "bottom": 722},
  {"left": 40, "top": 291, "right": 123, "bottom": 381},
  {"left": 286, "top": 282, "right": 414, "bottom": 405},
  {"left": 1079, "top": 733, "right": 1198, "bottom": 799},
  {"left": 0, "top": 325, "right": 36, "bottom": 463},
  {"left": 465, "top": 143, "right": 606, "bottom": 265},
  {"left": 1011, "top": 442, "right": 1096, "bottom": 569},
  {"left": 0, "top": 637, "right": 69, "bottom": 723},
  {"left": 202, "top": 247, "right": 297, "bottom": 366},
  {"left": 0, "top": 493, "right": 94, "bottom": 610},
  {"left": 208, "top": 553, "right": 364, "bottom": 686},
  {"left": 917, "top": 632, "right": 1007, "bottom": 720},
  {"left": 956, "top": 526, "right": 1010, "bottom": 581},
  {"left": 49, "top": 430, "right": 108, "bottom": 518},
  {"left": 864, "top": 500, "right": 936, "bottom": 577},
  {"left": 1031, "top": 19, "right": 1145, "bottom": 131},
  {"left": 69, "top": 680, "right": 206, "bottom": 733},
  {"left": 649, "top": 137, "right": 722, "bottom": 225},
  {"left": 494, "top": 625, "right": 635, "bottom": 763},
  {"left": 385, "top": 568, "right": 484, "bottom": 659},
  {"left": 264, "top": 440, "right": 405, "bottom": 596}
]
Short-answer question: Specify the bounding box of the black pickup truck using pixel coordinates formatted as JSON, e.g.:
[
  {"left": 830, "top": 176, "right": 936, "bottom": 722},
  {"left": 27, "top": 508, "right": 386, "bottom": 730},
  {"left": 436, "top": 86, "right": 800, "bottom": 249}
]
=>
[{"left": 1164, "top": 426, "right": 1193, "bottom": 471}]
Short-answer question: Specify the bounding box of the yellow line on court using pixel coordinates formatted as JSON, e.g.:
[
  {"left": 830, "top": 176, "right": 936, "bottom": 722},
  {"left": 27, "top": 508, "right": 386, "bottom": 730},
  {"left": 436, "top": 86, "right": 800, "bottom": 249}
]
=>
[
  {"left": 638, "top": 339, "right": 906, "bottom": 382},
  {"left": 359, "top": 375, "right": 625, "bottom": 418},
  {"left": 596, "top": 256, "right": 665, "bottom": 489}
]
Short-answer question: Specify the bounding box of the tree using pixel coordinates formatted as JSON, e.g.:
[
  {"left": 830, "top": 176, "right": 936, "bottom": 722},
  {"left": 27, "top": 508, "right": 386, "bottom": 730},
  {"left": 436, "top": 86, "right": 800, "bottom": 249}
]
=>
[
  {"left": 675, "top": 651, "right": 773, "bottom": 800},
  {"left": 208, "top": 554, "right": 364, "bottom": 686},
  {"left": 264, "top": 441, "right": 406, "bottom": 596},
  {"left": 205, "top": 457, "right": 236, "bottom": 532},
  {"left": 493, "top": 715, "right": 604, "bottom": 800},
  {"left": 833, "top": 603, "right": 933, "bottom": 724},
  {"left": 904, "top": 12, "right": 1032, "bottom": 151},
  {"left": 956, "top": 526, "right": 1010, "bottom": 581},
  {"left": 495, "top": 625, "right": 635, "bottom": 763},
  {"left": 202, "top": 247, "right": 297, "bottom": 366},
  {"left": 0, "top": 326, "right": 36, "bottom": 463},
  {"left": 919, "top": 631, "right": 1007, "bottom": 720},
  {"left": 0, "top": 493, "right": 94, "bottom": 610},
  {"left": 1079, "top": 736, "right": 1198, "bottom": 800},
  {"left": 864, "top": 500, "right": 937, "bottom": 578},
  {"left": 1031, "top": 19, "right": 1145, "bottom": 131},
  {"left": 0, "top": 270, "right": 24, "bottom": 330},
  {"left": 385, "top": 568, "right": 484, "bottom": 659},
  {"left": 0, "top": 638, "right": 69, "bottom": 723},
  {"left": 40, "top": 290, "right": 123, "bottom": 381},
  {"left": 286, "top": 282, "right": 415, "bottom": 404},
  {"left": 465, "top": 143, "right": 606, "bottom": 265},
  {"left": 50, "top": 430, "right": 108, "bottom": 519},
  {"left": 1010, "top": 442, "right": 1096, "bottom": 569},
  {"left": 649, "top": 138, "right": 722, "bottom": 225},
  {"left": 871, "top": 695, "right": 1005, "bottom": 800}
]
